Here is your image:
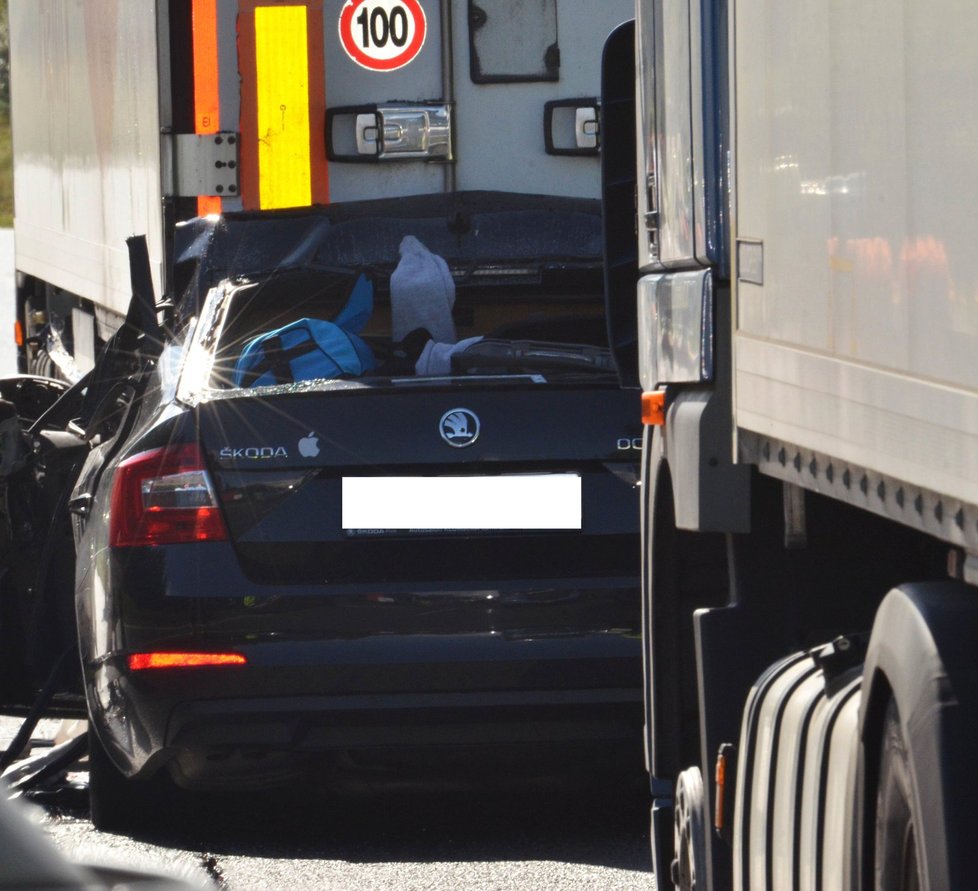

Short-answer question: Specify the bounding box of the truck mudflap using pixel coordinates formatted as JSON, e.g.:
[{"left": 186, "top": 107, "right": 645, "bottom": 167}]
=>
[{"left": 730, "top": 640, "right": 863, "bottom": 891}]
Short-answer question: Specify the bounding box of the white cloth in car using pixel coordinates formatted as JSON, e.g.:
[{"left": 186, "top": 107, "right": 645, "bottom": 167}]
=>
[
  {"left": 414, "top": 336, "right": 484, "bottom": 376},
  {"left": 390, "top": 236, "right": 457, "bottom": 344}
]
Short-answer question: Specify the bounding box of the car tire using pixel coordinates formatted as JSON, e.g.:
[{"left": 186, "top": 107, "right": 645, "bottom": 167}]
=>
[
  {"left": 0, "top": 575, "right": 30, "bottom": 704},
  {"left": 874, "top": 698, "right": 922, "bottom": 891},
  {"left": 88, "top": 728, "right": 168, "bottom": 835}
]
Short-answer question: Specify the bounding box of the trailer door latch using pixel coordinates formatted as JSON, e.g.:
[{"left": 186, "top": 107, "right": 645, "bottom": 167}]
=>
[
  {"left": 544, "top": 98, "right": 599, "bottom": 156},
  {"left": 327, "top": 104, "right": 453, "bottom": 162}
]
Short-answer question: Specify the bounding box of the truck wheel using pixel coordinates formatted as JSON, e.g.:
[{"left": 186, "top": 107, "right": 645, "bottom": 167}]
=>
[
  {"left": 88, "top": 728, "right": 167, "bottom": 834},
  {"left": 671, "top": 766, "right": 707, "bottom": 889},
  {"left": 874, "top": 699, "right": 922, "bottom": 891}
]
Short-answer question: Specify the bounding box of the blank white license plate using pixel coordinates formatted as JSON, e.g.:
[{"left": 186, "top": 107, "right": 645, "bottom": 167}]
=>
[{"left": 342, "top": 475, "right": 582, "bottom": 531}]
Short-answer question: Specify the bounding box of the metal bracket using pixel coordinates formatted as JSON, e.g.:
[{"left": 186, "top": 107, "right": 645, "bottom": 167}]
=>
[
  {"left": 783, "top": 482, "right": 808, "bottom": 549},
  {"left": 743, "top": 432, "right": 978, "bottom": 555},
  {"left": 162, "top": 132, "right": 240, "bottom": 198},
  {"left": 964, "top": 553, "right": 978, "bottom": 587},
  {"left": 327, "top": 104, "right": 453, "bottom": 162}
]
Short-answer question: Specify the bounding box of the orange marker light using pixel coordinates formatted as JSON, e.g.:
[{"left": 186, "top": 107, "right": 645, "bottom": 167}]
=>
[
  {"left": 715, "top": 749, "right": 727, "bottom": 832},
  {"left": 642, "top": 390, "right": 666, "bottom": 426},
  {"left": 128, "top": 652, "right": 247, "bottom": 671},
  {"left": 14, "top": 319, "right": 23, "bottom": 348}
]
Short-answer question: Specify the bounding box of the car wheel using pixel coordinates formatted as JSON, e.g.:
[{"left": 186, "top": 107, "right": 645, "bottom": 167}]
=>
[{"left": 875, "top": 698, "right": 922, "bottom": 891}]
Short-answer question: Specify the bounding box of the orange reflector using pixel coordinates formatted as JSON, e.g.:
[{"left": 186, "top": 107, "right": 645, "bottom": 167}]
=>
[
  {"left": 715, "top": 750, "right": 727, "bottom": 832},
  {"left": 642, "top": 390, "right": 666, "bottom": 426},
  {"left": 193, "top": 0, "right": 221, "bottom": 217},
  {"left": 14, "top": 319, "right": 23, "bottom": 348},
  {"left": 197, "top": 196, "right": 223, "bottom": 216},
  {"left": 128, "top": 652, "right": 247, "bottom": 671},
  {"left": 192, "top": 0, "right": 220, "bottom": 134}
]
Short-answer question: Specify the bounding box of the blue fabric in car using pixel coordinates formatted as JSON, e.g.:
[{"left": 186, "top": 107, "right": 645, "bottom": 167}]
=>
[{"left": 232, "top": 274, "right": 376, "bottom": 387}]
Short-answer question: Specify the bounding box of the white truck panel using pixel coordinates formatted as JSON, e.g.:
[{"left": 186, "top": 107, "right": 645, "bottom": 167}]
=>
[
  {"left": 732, "top": 0, "right": 978, "bottom": 511},
  {"left": 10, "top": 0, "right": 165, "bottom": 318},
  {"left": 451, "top": 0, "right": 630, "bottom": 200}
]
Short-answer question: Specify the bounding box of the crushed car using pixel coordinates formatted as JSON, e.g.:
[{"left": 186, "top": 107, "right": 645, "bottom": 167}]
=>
[{"left": 1, "top": 195, "right": 642, "bottom": 831}]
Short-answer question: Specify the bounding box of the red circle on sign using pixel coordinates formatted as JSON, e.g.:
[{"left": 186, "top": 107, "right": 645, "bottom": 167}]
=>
[{"left": 339, "top": 0, "right": 427, "bottom": 72}]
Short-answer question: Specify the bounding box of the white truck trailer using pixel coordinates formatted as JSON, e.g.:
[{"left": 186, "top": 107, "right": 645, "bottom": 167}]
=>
[{"left": 600, "top": 0, "right": 978, "bottom": 888}]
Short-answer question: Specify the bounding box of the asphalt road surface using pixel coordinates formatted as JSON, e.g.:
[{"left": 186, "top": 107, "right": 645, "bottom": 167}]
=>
[{"left": 3, "top": 719, "right": 655, "bottom": 890}]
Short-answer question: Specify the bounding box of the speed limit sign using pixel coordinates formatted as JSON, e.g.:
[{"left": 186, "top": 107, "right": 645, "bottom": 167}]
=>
[{"left": 338, "top": 0, "right": 427, "bottom": 72}]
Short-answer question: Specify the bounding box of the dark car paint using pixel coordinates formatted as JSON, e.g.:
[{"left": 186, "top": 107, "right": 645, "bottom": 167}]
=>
[{"left": 73, "top": 375, "right": 643, "bottom": 783}]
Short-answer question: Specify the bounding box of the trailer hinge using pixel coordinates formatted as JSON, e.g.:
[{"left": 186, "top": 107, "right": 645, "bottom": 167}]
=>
[{"left": 162, "top": 132, "right": 240, "bottom": 199}]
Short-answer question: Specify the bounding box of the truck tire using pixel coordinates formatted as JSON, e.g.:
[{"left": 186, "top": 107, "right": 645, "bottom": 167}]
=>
[
  {"left": 671, "top": 766, "right": 707, "bottom": 890},
  {"left": 874, "top": 698, "right": 921, "bottom": 891},
  {"left": 861, "top": 583, "right": 978, "bottom": 890}
]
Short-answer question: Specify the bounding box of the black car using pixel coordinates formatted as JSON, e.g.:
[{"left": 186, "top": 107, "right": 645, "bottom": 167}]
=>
[{"left": 1, "top": 196, "right": 642, "bottom": 830}]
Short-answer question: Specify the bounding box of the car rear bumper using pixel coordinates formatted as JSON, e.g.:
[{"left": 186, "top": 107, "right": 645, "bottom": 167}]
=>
[
  {"left": 88, "top": 631, "right": 642, "bottom": 787},
  {"left": 162, "top": 688, "right": 642, "bottom": 789}
]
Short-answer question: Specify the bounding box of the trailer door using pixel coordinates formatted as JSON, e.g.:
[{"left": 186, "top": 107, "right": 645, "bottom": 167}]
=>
[{"left": 323, "top": 0, "right": 447, "bottom": 202}]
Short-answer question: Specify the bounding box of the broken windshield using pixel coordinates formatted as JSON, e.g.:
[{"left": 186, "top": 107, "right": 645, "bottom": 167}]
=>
[{"left": 174, "top": 193, "right": 617, "bottom": 397}]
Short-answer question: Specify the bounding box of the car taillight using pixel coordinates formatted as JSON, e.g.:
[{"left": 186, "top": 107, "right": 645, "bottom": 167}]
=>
[
  {"left": 109, "top": 443, "right": 228, "bottom": 547},
  {"left": 128, "top": 652, "right": 247, "bottom": 671}
]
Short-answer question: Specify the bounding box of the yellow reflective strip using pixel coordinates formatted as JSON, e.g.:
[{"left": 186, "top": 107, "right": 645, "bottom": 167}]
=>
[{"left": 254, "top": 5, "right": 312, "bottom": 210}]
